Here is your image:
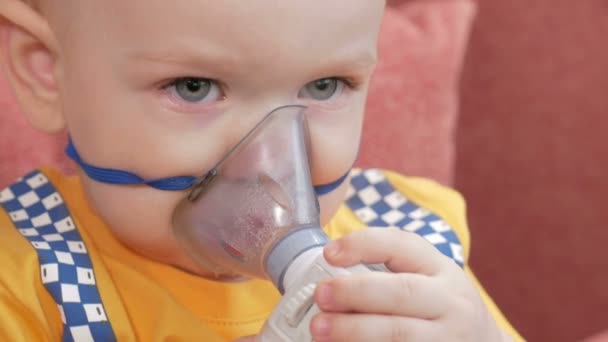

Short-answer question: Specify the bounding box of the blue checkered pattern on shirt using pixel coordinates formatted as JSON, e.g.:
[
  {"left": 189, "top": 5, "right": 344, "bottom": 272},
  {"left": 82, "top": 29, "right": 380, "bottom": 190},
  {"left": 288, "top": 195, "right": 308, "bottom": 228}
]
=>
[
  {"left": 345, "top": 169, "right": 464, "bottom": 267},
  {"left": 0, "top": 170, "right": 116, "bottom": 342}
]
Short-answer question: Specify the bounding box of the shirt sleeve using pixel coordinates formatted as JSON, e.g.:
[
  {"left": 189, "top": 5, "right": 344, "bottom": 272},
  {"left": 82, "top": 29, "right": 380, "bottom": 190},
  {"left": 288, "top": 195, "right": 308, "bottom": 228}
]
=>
[
  {"left": 0, "top": 209, "right": 59, "bottom": 341},
  {"left": 0, "top": 283, "right": 56, "bottom": 341}
]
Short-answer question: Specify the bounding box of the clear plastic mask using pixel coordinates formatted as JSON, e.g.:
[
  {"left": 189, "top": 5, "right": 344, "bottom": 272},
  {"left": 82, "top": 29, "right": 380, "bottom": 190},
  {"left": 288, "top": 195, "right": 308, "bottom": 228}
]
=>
[{"left": 172, "top": 105, "right": 325, "bottom": 280}]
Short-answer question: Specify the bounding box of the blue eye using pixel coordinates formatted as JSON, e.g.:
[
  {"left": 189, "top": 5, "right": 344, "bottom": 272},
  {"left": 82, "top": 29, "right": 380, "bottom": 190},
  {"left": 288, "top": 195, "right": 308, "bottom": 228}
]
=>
[
  {"left": 298, "top": 78, "right": 345, "bottom": 101},
  {"left": 169, "top": 77, "right": 222, "bottom": 103}
]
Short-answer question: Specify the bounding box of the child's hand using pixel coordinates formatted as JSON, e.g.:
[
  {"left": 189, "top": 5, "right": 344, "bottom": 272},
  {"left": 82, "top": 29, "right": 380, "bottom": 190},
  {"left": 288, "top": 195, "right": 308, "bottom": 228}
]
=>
[{"left": 309, "top": 228, "right": 512, "bottom": 342}]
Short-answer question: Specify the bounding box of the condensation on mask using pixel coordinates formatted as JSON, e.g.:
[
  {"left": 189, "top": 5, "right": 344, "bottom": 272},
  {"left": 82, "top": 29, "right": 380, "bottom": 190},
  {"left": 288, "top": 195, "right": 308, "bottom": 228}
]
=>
[{"left": 172, "top": 105, "right": 330, "bottom": 285}]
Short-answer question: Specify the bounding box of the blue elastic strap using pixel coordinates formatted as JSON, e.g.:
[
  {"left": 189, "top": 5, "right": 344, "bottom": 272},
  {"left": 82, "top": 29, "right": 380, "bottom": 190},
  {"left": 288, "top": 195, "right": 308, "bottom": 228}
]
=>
[
  {"left": 65, "top": 139, "right": 347, "bottom": 195},
  {"left": 65, "top": 140, "right": 196, "bottom": 191},
  {"left": 313, "top": 172, "right": 349, "bottom": 196}
]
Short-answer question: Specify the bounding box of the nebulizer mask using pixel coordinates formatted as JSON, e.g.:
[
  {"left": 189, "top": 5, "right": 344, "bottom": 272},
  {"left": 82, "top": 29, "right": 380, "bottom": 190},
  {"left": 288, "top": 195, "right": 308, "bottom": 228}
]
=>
[
  {"left": 65, "top": 105, "right": 374, "bottom": 341},
  {"left": 172, "top": 105, "right": 374, "bottom": 341}
]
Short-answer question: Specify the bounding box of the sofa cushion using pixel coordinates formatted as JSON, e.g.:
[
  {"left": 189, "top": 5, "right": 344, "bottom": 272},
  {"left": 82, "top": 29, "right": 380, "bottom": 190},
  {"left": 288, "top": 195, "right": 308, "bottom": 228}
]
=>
[{"left": 358, "top": 0, "right": 476, "bottom": 185}]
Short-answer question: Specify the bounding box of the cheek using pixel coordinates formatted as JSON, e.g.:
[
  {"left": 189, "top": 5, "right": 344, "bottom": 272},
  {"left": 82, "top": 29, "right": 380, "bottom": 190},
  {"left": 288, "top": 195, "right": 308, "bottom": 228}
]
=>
[
  {"left": 80, "top": 175, "right": 186, "bottom": 259},
  {"left": 57, "top": 47, "right": 235, "bottom": 181},
  {"left": 61, "top": 83, "right": 236, "bottom": 182},
  {"left": 307, "top": 104, "right": 365, "bottom": 184}
]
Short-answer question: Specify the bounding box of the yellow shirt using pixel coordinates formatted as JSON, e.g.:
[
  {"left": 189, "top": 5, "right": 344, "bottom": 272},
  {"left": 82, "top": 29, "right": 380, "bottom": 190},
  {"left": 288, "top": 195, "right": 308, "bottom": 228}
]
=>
[{"left": 0, "top": 168, "right": 523, "bottom": 341}]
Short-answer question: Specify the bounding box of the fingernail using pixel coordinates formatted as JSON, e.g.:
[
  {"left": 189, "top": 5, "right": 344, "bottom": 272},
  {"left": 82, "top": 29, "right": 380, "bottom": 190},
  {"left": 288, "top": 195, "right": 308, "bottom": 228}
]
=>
[
  {"left": 324, "top": 241, "right": 341, "bottom": 259},
  {"left": 316, "top": 282, "right": 334, "bottom": 308},
  {"left": 311, "top": 316, "right": 331, "bottom": 341}
]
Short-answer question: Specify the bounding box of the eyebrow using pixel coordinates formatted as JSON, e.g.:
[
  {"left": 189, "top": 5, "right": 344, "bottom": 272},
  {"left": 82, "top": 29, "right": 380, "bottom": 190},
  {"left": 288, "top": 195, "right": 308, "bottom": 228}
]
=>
[
  {"left": 321, "top": 50, "right": 378, "bottom": 72},
  {"left": 128, "top": 46, "right": 242, "bottom": 75},
  {"left": 128, "top": 45, "right": 378, "bottom": 77}
]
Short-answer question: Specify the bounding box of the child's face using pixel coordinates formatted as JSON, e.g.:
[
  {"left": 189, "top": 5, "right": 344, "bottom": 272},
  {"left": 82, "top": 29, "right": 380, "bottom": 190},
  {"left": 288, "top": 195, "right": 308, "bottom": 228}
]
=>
[{"left": 43, "top": 0, "right": 385, "bottom": 277}]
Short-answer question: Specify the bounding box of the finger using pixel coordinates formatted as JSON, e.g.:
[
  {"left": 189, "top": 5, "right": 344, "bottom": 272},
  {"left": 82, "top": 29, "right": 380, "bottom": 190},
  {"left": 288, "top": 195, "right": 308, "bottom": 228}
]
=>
[
  {"left": 310, "top": 312, "right": 437, "bottom": 342},
  {"left": 314, "top": 272, "right": 449, "bottom": 319},
  {"left": 324, "top": 227, "right": 450, "bottom": 275}
]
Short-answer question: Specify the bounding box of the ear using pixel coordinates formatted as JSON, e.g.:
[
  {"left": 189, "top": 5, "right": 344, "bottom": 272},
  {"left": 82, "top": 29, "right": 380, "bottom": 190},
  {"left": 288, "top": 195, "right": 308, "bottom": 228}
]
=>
[{"left": 0, "top": 1, "right": 64, "bottom": 133}]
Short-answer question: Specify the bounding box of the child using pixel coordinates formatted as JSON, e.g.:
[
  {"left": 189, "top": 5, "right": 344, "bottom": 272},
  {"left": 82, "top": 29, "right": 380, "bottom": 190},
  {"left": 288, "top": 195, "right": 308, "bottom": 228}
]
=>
[{"left": 0, "top": 0, "right": 523, "bottom": 341}]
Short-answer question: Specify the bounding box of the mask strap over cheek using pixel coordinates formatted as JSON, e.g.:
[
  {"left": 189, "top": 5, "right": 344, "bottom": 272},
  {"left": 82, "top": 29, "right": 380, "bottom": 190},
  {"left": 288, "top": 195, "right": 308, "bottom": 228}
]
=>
[
  {"left": 65, "top": 138, "right": 349, "bottom": 195},
  {"left": 313, "top": 172, "right": 349, "bottom": 196},
  {"left": 65, "top": 138, "right": 196, "bottom": 191}
]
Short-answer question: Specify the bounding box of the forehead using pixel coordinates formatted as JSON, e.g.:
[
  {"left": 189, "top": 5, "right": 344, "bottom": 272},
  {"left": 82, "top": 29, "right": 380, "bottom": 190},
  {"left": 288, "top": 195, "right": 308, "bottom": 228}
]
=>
[{"left": 50, "top": 1, "right": 384, "bottom": 70}]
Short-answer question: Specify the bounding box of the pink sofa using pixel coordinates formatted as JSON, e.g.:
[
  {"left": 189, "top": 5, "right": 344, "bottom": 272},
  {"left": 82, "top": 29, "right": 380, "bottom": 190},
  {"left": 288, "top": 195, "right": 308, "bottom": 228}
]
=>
[
  {"left": 584, "top": 332, "right": 608, "bottom": 342},
  {"left": 457, "top": 1, "right": 608, "bottom": 341}
]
